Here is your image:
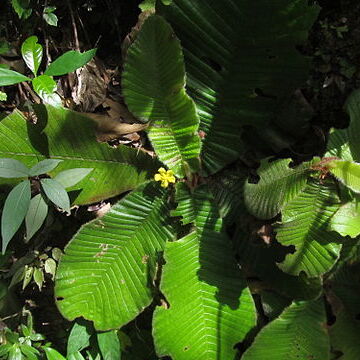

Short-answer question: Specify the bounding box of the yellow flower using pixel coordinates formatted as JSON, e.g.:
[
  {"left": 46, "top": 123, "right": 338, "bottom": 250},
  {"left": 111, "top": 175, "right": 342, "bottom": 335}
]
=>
[{"left": 154, "top": 167, "right": 176, "bottom": 188}]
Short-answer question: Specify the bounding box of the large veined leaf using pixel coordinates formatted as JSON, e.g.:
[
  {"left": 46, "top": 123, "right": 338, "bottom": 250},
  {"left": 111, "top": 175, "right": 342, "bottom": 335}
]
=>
[
  {"left": 276, "top": 180, "right": 343, "bottom": 277},
  {"left": 326, "top": 90, "right": 360, "bottom": 162},
  {"left": 328, "top": 160, "right": 360, "bottom": 193},
  {"left": 0, "top": 106, "right": 159, "bottom": 204},
  {"left": 55, "top": 182, "right": 175, "bottom": 330},
  {"left": 122, "top": 15, "right": 201, "bottom": 177},
  {"left": 159, "top": 0, "right": 319, "bottom": 175},
  {"left": 244, "top": 158, "right": 313, "bottom": 220},
  {"left": 330, "top": 201, "right": 360, "bottom": 238},
  {"left": 242, "top": 299, "right": 330, "bottom": 360},
  {"left": 153, "top": 184, "right": 256, "bottom": 359}
]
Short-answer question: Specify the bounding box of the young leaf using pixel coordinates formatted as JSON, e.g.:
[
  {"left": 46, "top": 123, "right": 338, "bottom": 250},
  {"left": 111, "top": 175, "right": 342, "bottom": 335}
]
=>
[
  {"left": 11, "top": 0, "right": 32, "bottom": 19},
  {"left": 242, "top": 299, "right": 330, "bottom": 360},
  {"left": 22, "top": 265, "right": 34, "bottom": 289},
  {"left": 55, "top": 182, "right": 175, "bottom": 330},
  {"left": 40, "top": 178, "right": 70, "bottom": 213},
  {"left": 244, "top": 158, "right": 312, "bottom": 219},
  {"left": 330, "top": 201, "right": 360, "bottom": 238},
  {"left": 32, "top": 75, "right": 62, "bottom": 106},
  {"left": 0, "top": 67, "right": 31, "bottom": 86},
  {"left": 43, "top": 6, "right": 58, "bottom": 27},
  {"left": 44, "top": 49, "right": 97, "bottom": 76},
  {"left": 43, "top": 347, "right": 67, "bottom": 360},
  {"left": 29, "top": 159, "right": 62, "bottom": 176},
  {"left": 33, "top": 267, "right": 44, "bottom": 290},
  {"left": 97, "top": 331, "right": 121, "bottom": 360},
  {"left": 53, "top": 168, "right": 93, "bottom": 188},
  {"left": 0, "top": 158, "right": 30, "bottom": 178},
  {"left": 67, "top": 321, "right": 93, "bottom": 357},
  {"left": 25, "top": 194, "right": 48, "bottom": 241},
  {"left": 44, "top": 258, "right": 57, "bottom": 279},
  {"left": 122, "top": 15, "right": 201, "bottom": 177},
  {"left": 0, "top": 91, "right": 7, "bottom": 101},
  {"left": 1, "top": 180, "right": 31, "bottom": 253},
  {"left": 21, "top": 36, "right": 43, "bottom": 76},
  {"left": 328, "top": 160, "right": 360, "bottom": 193}
]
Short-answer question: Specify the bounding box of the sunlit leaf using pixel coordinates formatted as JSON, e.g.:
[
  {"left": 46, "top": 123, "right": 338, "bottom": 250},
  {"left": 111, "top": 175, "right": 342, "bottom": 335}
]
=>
[
  {"left": 97, "top": 331, "right": 121, "bottom": 360},
  {"left": 21, "top": 36, "right": 43, "bottom": 76},
  {"left": 330, "top": 200, "right": 360, "bottom": 238},
  {"left": 32, "top": 75, "right": 62, "bottom": 106},
  {"left": 328, "top": 160, "right": 360, "bottom": 193},
  {"left": 0, "top": 67, "right": 31, "bottom": 86},
  {"left": 45, "top": 49, "right": 97, "bottom": 76}
]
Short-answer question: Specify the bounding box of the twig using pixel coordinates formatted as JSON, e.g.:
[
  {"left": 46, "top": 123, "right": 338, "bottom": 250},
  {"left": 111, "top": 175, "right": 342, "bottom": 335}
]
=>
[{"left": 67, "top": 0, "right": 80, "bottom": 51}]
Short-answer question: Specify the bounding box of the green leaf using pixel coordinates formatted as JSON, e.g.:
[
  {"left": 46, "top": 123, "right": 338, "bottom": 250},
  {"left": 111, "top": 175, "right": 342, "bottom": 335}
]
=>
[
  {"left": 43, "top": 7, "right": 58, "bottom": 27},
  {"left": 330, "top": 200, "right": 360, "bottom": 238},
  {"left": 11, "top": 0, "right": 32, "bottom": 19},
  {"left": 0, "top": 67, "right": 31, "bottom": 86},
  {"left": 21, "top": 36, "right": 43, "bottom": 76},
  {"left": 25, "top": 194, "right": 48, "bottom": 241},
  {"left": 53, "top": 168, "right": 93, "bottom": 188},
  {"left": 45, "top": 49, "right": 97, "bottom": 76},
  {"left": 0, "top": 106, "right": 159, "bottom": 205},
  {"left": 330, "top": 310, "right": 360, "bottom": 360},
  {"left": 0, "top": 91, "right": 7, "bottom": 101},
  {"left": 43, "top": 347, "right": 67, "bottom": 360},
  {"left": 67, "top": 320, "right": 93, "bottom": 356},
  {"left": 55, "top": 182, "right": 175, "bottom": 330},
  {"left": 139, "top": 0, "right": 156, "bottom": 11},
  {"left": 242, "top": 299, "right": 330, "bottom": 360},
  {"left": 0, "top": 158, "right": 29, "bottom": 178},
  {"left": 328, "top": 160, "right": 360, "bottom": 193},
  {"left": 22, "top": 265, "right": 34, "bottom": 289},
  {"left": 32, "top": 75, "right": 62, "bottom": 106},
  {"left": 1, "top": 180, "right": 31, "bottom": 253},
  {"left": 244, "top": 158, "right": 312, "bottom": 220},
  {"left": 276, "top": 180, "right": 342, "bottom": 277},
  {"left": 97, "top": 331, "right": 121, "bottom": 360},
  {"left": 160, "top": 0, "right": 319, "bottom": 175},
  {"left": 29, "top": 159, "right": 63, "bottom": 176},
  {"left": 153, "top": 185, "right": 256, "bottom": 359},
  {"left": 123, "top": 15, "right": 201, "bottom": 177},
  {"left": 68, "top": 352, "right": 86, "bottom": 360},
  {"left": 40, "top": 178, "right": 70, "bottom": 213},
  {"left": 33, "top": 267, "right": 44, "bottom": 291}
]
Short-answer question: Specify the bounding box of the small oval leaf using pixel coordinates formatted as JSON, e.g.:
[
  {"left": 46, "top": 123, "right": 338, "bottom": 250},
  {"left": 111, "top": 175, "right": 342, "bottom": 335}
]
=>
[
  {"left": 0, "top": 67, "right": 31, "bottom": 86},
  {"left": 40, "top": 178, "right": 70, "bottom": 213},
  {"left": 44, "top": 258, "right": 57, "bottom": 280},
  {"left": 0, "top": 158, "right": 29, "bottom": 178},
  {"left": 32, "top": 75, "right": 62, "bottom": 106},
  {"left": 21, "top": 36, "right": 43, "bottom": 76},
  {"left": 29, "top": 159, "right": 63, "bottom": 176},
  {"left": 1, "top": 180, "right": 31, "bottom": 253},
  {"left": 33, "top": 267, "right": 44, "bottom": 291},
  {"left": 54, "top": 168, "right": 93, "bottom": 188},
  {"left": 25, "top": 194, "right": 48, "bottom": 241},
  {"left": 45, "top": 49, "right": 97, "bottom": 76}
]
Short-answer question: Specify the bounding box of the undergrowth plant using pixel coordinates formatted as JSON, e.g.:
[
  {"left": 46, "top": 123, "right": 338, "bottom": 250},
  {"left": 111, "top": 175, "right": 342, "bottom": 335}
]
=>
[{"left": 1, "top": 0, "right": 360, "bottom": 359}]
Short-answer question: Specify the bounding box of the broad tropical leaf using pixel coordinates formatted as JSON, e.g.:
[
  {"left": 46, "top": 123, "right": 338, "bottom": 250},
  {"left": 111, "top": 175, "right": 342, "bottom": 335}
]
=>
[
  {"left": 330, "top": 201, "right": 360, "bottom": 238},
  {"left": 242, "top": 299, "right": 330, "bottom": 360},
  {"left": 160, "top": 0, "right": 319, "bottom": 175},
  {"left": 0, "top": 106, "right": 159, "bottom": 204},
  {"left": 55, "top": 182, "right": 175, "bottom": 330},
  {"left": 328, "top": 160, "right": 360, "bottom": 193},
  {"left": 326, "top": 90, "right": 360, "bottom": 162},
  {"left": 244, "top": 158, "right": 312, "bottom": 220},
  {"left": 122, "top": 15, "right": 201, "bottom": 177},
  {"left": 1, "top": 180, "right": 31, "bottom": 253},
  {"left": 153, "top": 184, "right": 256, "bottom": 359},
  {"left": 276, "top": 180, "right": 342, "bottom": 277}
]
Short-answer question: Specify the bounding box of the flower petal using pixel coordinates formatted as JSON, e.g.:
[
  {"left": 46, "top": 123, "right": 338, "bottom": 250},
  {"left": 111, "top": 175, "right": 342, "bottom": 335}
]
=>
[{"left": 154, "top": 174, "right": 162, "bottom": 181}]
